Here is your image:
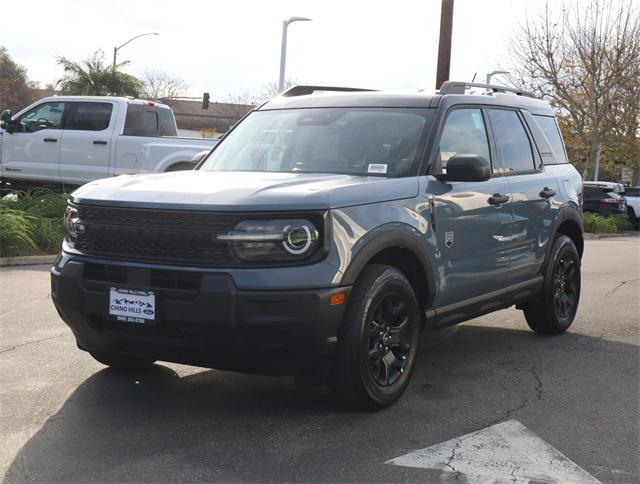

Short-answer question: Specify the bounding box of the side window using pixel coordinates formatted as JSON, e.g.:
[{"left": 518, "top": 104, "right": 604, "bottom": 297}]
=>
[
  {"left": 488, "top": 109, "right": 535, "bottom": 173},
  {"left": 17, "top": 102, "right": 67, "bottom": 133},
  {"left": 66, "top": 102, "right": 113, "bottom": 131},
  {"left": 437, "top": 108, "right": 490, "bottom": 173},
  {"left": 158, "top": 109, "right": 177, "bottom": 136},
  {"left": 533, "top": 115, "right": 568, "bottom": 164},
  {"left": 123, "top": 105, "right": 161, "bottom": 136}
]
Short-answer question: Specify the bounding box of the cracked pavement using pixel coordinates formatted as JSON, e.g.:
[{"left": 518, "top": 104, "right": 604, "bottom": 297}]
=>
[{"left": 1, "top": 237, "right": 638, "bottom": 482}]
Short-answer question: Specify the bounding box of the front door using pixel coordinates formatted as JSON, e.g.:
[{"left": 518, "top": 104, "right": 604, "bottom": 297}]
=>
[
  {"left": 486, "top": 108, "right": 559, "bottom": 284},
  {"left": 427, "top": 107, "right": 513, "bottom": 307},
  {"left": 1, "top": 101, "right": 68, "bottom": 182},
  {"left": 59, "top": 101, "right": 114, "bottom": 183}
]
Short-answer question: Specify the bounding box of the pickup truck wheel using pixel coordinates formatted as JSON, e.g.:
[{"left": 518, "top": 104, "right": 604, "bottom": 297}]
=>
[
  {"left": 90, "top": 352, "right": 156, "bottom": 370},
  {"left": 628, "top": 208, "right": 639, "bottom": 231},
  {"left": 330, "top": 264, "right": 419, "bottom": 409},
  {"left": 523, "top": 235, "right": 581, "bottom": 335},
  {"left": 165, "top": 162, "right": 195, "bottom": 172}
]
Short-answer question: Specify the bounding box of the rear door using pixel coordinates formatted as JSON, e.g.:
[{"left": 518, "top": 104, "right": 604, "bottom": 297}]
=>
[
  {"left": 1, "top": 101, "right": 68, "bottom": 182},
  {"left": 428, "top": 107, "right": 513, "bottom": 306},
  {"left": 487, "top": 108, "right": 560, "bottom": 285},
  {"left": 59, "top": 101, "right": 115, "bottom": 183}
]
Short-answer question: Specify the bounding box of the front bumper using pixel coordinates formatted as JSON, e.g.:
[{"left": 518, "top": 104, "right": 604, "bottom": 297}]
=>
[{"left": 51, "top": 256, "right": 350, "bottom": 376}]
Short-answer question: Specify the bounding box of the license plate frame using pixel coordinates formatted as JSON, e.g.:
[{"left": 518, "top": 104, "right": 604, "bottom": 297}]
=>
[{"left": 108, "top": 287, "right": 156, "bottom": 325}]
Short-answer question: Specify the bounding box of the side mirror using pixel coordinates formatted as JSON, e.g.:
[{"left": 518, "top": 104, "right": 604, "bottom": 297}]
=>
[
  {"left": 1, "top": 110, "right": 15, "bottom": 132},
  {"left": 442, "top": 154, "right": 491, "bottom": 182}
]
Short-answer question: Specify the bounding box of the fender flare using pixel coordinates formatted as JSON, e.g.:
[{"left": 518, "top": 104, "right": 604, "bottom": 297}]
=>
[
  {"left": 340, "top": 229, "right": 437, "bottom": 305},
  {"left": 542, "top": 204, "right": 584, "bottom": 271}
]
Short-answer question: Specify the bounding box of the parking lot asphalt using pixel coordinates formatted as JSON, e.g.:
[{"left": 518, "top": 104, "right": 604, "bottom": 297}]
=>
[{"left": 1, "top": 237, "right": 638, "bottom": 483}]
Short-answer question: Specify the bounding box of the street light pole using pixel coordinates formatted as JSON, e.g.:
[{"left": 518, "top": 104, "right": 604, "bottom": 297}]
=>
[
  {"left": 112, "top": 32, "right": 160, "bottom": 69},
  {"left": 278, "top": 17, "right": 311, "bottom": 92},
  {"left": 486, "top": 70, "right": 509, "bottom": 84},
  {"left": 435, "top": 0, "right": 454, "bottom": 89}
]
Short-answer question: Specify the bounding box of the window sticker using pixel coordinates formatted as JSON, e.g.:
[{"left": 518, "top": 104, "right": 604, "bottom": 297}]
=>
[
  {"left": 471, "top": 112, "right": 484, "bottom": 130},
  {"left": 368, "top": 164, "right": 388, "bottom": 174}
]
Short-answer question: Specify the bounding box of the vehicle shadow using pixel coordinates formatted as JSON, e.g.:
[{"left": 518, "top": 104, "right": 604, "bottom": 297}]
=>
[{"left": 5, "top": 322, "right": 639, "bottom": 482}]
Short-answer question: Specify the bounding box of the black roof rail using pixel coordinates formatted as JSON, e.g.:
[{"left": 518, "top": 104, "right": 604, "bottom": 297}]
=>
[
  {"left": 281, "top": 85, "right": 378, "bottom": 97},
  {"left": 439, "top": 81, "right": 536, "bottom": 99}
]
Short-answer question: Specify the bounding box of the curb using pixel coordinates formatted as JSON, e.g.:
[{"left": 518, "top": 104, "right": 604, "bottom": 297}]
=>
[
  {"left": 584, "top": 232, "right": 639, "bottom": 240},
  {"left": 0, "top": 254, "right": 57, "bottom": 267}
]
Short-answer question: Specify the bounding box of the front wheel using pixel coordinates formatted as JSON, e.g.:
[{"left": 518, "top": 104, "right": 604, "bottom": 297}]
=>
[
  {"left": 523, "top": 235, "right": 581, "bottom": 334},
  {"left": 330, "top": 265, "right": 420, "bottom": 409}
]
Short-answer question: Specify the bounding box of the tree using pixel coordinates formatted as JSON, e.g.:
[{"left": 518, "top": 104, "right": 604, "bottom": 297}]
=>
[
  {"left": 0, "top": 46, "right": 36, "bottom": 111},
  {"left": 508, "top": 0, "right": 640, "bottom": 181},
  {"left": 56, "top": 50, "right": 144, "bottom": 97},
  {"left": 259, "top": 79, "right": 297, "bottom": 102},
  {"left": 141, "top": 69, "right": 187, "bottom": 103},
  {"left": 226, "top": 87, "right": 258, "bottom": 106}
]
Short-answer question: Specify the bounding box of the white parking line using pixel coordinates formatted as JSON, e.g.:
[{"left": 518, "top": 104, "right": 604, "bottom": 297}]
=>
[{"left": 386, "top": 419, "right": 600, "bottom": 483}]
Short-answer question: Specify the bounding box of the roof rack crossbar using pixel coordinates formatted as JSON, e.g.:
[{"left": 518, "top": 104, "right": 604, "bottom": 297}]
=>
[
  {"left": 281, "top": 85, "right": 378, "bottom": 97},
  {"left": 439, "top": 81, "right": 536, "bottom": 98}
]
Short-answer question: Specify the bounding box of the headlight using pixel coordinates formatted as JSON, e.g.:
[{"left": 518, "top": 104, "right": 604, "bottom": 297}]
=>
[
  {"left": 64, "top": 205, "right": 84, "bottom": 245},
  {"left": 218, "top": 219, "right": 320, "bottom": 262}
]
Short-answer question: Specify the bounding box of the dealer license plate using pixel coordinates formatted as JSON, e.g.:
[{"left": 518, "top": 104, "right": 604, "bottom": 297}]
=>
[{"left": 109, "top": 287, "right": 156, "bottom": 324}]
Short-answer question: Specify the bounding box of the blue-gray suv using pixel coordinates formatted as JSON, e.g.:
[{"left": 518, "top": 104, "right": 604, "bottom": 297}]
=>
[{"left": 51, "top": 82, "right": 584, "bottom": 409}]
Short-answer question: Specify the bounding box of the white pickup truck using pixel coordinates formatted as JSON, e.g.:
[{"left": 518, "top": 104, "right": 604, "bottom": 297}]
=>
[{"left": 0, "top": 96, "right": 216, "bottom": 187}]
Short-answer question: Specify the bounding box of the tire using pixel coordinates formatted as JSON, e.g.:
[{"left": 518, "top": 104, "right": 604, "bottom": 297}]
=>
[
  {"left": 165, "top": 162, "right": 195, "bottom": 172},
  {"left": 90, "top": 351, "right": 156, "bottom": 370},
  {"left": 330, "top": 264, "right": 420, "bottom": 410},
  {"left": 523, "top": 235, "right": 581, "bottom": 335},
  {"left": 628, "top": 208, "right": 639, "bottom": 231}
]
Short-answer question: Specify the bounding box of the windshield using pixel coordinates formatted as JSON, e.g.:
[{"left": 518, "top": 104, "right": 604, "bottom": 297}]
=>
[{"left": 199, "top": 108, "right": 432, "bottom": 177}]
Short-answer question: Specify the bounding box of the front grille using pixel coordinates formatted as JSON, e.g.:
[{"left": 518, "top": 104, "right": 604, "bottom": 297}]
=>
[{"left": 73, "top": 205, "right": 241, "bottom": 266}]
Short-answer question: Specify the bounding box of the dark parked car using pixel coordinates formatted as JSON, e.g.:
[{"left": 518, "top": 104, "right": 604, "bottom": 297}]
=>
[
  {"left": 583, "top": 183, "right": 627, "bottom": 217},
  {"left": 51, "top": 82, "right": 584, "bottom": 409}
]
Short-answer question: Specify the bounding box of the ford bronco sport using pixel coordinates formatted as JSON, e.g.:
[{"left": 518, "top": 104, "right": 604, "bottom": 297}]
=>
[{"left": 51, "top": 82, "right": 584, "bottom": 409}]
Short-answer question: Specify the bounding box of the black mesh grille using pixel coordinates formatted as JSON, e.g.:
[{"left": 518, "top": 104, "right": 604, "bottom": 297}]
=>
[{"left": 73, "top": 205, "right": 240, "bottom": 266}]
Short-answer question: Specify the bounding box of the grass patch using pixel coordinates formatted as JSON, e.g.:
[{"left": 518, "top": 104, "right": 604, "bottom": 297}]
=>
[
  {"left": 0, "top": 189, "right": 68, "bottom": 257},
  {"left": 583, "top": 212, "right": 633, "bottom": 234}
]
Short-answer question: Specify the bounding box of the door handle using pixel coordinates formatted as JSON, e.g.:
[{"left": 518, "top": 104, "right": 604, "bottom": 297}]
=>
[
  {"left": 488, "top": 193, "right": 510, "bottom": 205},
  {"left": 539, "top": 187, "right": 556, "bottom": 199},
  {"left": 93, "top": 140, "right": 107, "bottom": 145},
  {"left": 43, "top": 138, "right": 57, "bottom": 143}
]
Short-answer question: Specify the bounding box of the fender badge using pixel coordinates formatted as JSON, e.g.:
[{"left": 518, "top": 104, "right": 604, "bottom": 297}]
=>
[{"left": 445, "top": 231, "right": 454, "bottom": 248}]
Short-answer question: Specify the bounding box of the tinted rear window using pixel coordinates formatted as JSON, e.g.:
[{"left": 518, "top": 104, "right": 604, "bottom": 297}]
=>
[
  {"left": 124, "top": 105, "right": 175, "bottom": 136},
  {"left": 66, "top": 102, "right": 112, "bottom": 131},
  {"left": 533, "top": 115, "right": 568, "bottom": 164}
]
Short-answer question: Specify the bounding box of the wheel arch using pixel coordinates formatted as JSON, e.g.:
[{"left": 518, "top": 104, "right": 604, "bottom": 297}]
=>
[{"left": 340, "top": 230, "right": 437, "bottom": 319}]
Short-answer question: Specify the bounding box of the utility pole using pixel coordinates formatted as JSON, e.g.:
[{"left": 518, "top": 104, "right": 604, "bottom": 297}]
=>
[{"left": 435, "top": 0, "right": 454, "bottom": 89}]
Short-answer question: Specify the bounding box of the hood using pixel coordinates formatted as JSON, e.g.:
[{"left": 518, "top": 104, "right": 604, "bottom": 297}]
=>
[{"left": 70, "top": 171, "right": 419, "bottom": 211}]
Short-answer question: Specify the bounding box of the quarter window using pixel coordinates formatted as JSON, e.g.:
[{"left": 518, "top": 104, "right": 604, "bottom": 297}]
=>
[
  {"left": 66, "top": 102, "right": 113, "bottom": 131},
  {"left": 436, "top": 108, "right": 490, "bottom": 173},
  {"left": 488, "top": 109, "right": 535, "bottom": 173},
  {"left": 533, "top": 115, "right": 568, "bottom": 164},
  {"left": 17, "top": 102, "right": 67, "bottom": 132}
]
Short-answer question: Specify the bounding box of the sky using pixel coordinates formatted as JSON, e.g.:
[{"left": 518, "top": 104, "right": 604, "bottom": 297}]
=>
[{"left": 3, "top": 0, "right": 548, "bottom": 101}]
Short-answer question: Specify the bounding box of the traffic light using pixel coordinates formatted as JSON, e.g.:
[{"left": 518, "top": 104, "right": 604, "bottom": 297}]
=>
[{"left": 202, "top": 92, "right": 210, "bottom": 110}]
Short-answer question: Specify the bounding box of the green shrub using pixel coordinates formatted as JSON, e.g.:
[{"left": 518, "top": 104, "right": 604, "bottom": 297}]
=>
[
  {"left": 583, "top": 212, "right": 624, "bottom": 234},
  {"left": 31, "top": 217, "right": 65, "bottom": 253},
  {"left": 0, "top": 208, "right": 37, "bottom": 257},
  {"left": 611, "top": 215, "right": 634, "bottom": 232},
  {"left": 11, "top": 189, "right": 69, "bottom": 219}
]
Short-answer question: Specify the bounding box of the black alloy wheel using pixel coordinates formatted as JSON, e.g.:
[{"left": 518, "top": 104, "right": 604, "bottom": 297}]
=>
[{"left": 367, "top": 293, "right": 412, "bottom": 387}]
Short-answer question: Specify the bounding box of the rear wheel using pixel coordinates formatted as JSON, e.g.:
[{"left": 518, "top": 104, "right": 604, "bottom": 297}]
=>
[
  {"left": 330, "top": 265, "right": 420, "bottom": 409},
  {"left": 523, "top": 235, "right": 581, "bottom": 334},
  {"left": 90, "top": 351, "right": 156, "bottom": 370}
]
